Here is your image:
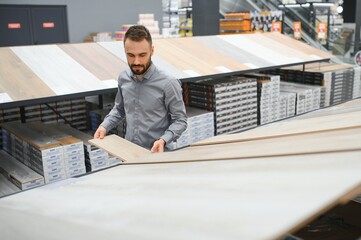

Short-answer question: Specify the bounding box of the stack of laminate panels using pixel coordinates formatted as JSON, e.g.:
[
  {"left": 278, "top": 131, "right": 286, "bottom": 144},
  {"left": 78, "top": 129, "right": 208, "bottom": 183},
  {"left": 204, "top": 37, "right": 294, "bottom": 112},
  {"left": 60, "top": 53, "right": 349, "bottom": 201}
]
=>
[
  {"left": 266, "top": 63, "right": 357, "bottom": 107},
  {"left": 280, "top": 82, "right": 323, "bottom": 115},
  {"left": 353, "top": 67, "right": 361, "bottom": 99},
  {"left": 174, "top": 107, "right": 214, "bottom": 149},
  {"left": 241, "top": 73, "right": 281, "bottom": 125},
  {"left": 183, "top": 76, "right": 257, "bottom": 135},
  {"left": 2, "top": 123, "right": 66, "bottom": 184},
  {"left": 0, "top": 150, "right": 44, "bottom": 190},
  {"left": 25, "top": 123, "right": 86, "bottom": 178},
  {"left": 0, "top": 108, "right": 21, "bottom": 151},
  {"left": 53, "top": 124, "right": 122, "bottom": 172},
  {"left": 280, "top": 91, "right": 297, "bottom": 118}
]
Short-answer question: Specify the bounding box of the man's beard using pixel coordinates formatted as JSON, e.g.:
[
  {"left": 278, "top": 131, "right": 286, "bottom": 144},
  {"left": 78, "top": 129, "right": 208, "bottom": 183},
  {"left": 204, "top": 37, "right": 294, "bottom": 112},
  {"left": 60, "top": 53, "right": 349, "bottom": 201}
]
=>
[{"left": 130, "top": 58, "right": 152, "bottom": 76}]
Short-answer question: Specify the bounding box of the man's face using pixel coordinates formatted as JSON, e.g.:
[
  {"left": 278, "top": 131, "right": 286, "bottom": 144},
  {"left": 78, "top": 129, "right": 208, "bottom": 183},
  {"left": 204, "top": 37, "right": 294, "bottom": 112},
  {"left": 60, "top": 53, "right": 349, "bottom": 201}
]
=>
[{"left": 124, "top": 38, "right": 153, "bottom": 76}]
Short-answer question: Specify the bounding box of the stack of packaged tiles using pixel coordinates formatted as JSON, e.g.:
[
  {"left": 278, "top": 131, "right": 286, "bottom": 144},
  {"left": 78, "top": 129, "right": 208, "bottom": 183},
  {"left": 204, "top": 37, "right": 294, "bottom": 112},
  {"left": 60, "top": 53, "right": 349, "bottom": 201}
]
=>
[
  {"left": 2, "top": 122, "right": 68, "bottom": 184},
  {"left": 25, "top": 123, "right": 86, "bottom": 179},
  {"left": 183, "top": 76, "right": 257, "bottom": 135},
  {"left": 280, "top": 82, "right": 323, "bottom": 115},
  {"left": 0, "top": 150, "right": 44, "bottom": 192},
  {"left": 53, "top": 123, "right": 122, "bottom": 172},
  {"left": 241, "top": 73, "right": 283, "bottom": 125},
  {"left": 265, "top": 63, "right": 358, "bottom": 107},
  {"left": 0, "top": 108, "right": 21, "bottom": 151},
  {"left": 173, "top": 107, "right": 214, "bottom": 149}
]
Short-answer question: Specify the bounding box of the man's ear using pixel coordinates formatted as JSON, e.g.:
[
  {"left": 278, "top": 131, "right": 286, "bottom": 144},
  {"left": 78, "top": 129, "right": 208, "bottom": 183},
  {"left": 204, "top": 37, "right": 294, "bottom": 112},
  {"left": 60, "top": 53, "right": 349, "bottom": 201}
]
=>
[{"left": 151, "top": 45, "right": 154, "bottom": 56}]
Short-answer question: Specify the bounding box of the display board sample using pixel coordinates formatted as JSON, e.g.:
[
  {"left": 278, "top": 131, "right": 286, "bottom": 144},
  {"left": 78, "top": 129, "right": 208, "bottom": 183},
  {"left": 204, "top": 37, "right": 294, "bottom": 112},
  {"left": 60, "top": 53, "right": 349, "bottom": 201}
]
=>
[
  {"left": 0, "top": 48, "right": 55, "bottom": 103},
  {"left": 11, "top": 45, "right": 115, "bottom": 95},
  {"left": 59, "top": 43, "right": 127, "bottom": 81},
  {"left": 0, "top": 151, "right": 360, "bottom": 240}
]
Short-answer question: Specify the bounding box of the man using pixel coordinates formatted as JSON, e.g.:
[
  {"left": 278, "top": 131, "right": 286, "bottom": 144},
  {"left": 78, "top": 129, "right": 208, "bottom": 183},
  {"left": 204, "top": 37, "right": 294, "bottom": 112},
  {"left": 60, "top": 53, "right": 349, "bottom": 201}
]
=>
[{"left": 94, "top": 25, "right": 187, "bottom": 153}]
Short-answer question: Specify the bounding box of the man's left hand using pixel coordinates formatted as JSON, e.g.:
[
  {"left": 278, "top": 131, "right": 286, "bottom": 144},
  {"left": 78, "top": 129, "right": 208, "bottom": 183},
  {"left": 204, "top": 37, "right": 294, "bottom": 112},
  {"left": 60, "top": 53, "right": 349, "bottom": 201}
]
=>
[{"left": 151, "top": 138, "right": 165, "bottom": 153}]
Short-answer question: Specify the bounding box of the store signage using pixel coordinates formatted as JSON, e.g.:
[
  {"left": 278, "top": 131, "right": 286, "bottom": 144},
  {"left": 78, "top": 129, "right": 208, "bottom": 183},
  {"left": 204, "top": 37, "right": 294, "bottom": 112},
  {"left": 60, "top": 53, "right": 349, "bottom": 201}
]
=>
[
  {"left": 355, "top": 51, "right": 361, "bottom": 67},
  {"left": 293, "top": 22, "right": 302, "bottom": 39},
  {"left": 8, "top": 23, "right": 21, "bottom": 29},
  {"left": 42, "top": 22, "right": 55, "bottom": 28},
  {"left": 271, "top": 22, "right": 282, "bottom": 33},
  {"left": 317, "top": 22, "right": 327, "bottom": 40}
]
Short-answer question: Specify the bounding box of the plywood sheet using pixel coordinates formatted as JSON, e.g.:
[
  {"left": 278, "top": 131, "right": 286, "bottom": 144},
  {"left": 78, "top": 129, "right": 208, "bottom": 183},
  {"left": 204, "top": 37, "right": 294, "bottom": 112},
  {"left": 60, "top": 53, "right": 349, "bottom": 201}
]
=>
[
  {"left": 59, "top": 43, "right": 127, "bottom": 80},
  {"left": 132, "top": 127, "right": 361, "bottom": 164},
  {"left": 89, "top": 135, "right": 150, "bottom": 162},
  {"left": 11, "top": 45, "right": 112, "bottom": 95},
  {"left": 0, "top": 151, "right": 360, "bottom": 240},
  {"left": 192, "top": 110, "right": 361, "bottom": 146},
  {"left": 0, "top": 48, "right": 55, "bottom": 102}
]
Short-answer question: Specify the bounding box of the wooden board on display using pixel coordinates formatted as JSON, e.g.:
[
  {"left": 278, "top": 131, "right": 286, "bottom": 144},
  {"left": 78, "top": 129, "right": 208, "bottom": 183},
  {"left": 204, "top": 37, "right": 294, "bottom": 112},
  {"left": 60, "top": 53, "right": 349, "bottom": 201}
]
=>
[
  {"left": 0, "top": 48, "right": 55, "bottom": 103},
  {"left": 0, "top": 150, "right": 360, "bottom": 240},
  {"left": 59, "top": 43, "right": 127, "bottom": 81},
  {"left": 191, "top": 110, "right": 361, "bottom": 146}
]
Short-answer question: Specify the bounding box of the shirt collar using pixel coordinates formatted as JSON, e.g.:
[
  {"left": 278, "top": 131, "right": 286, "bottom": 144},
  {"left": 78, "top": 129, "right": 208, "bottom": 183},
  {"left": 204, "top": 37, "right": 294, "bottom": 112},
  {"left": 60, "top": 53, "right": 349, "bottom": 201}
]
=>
[{"left": 128, "top": 62, "right": 155, "bottom": 82}]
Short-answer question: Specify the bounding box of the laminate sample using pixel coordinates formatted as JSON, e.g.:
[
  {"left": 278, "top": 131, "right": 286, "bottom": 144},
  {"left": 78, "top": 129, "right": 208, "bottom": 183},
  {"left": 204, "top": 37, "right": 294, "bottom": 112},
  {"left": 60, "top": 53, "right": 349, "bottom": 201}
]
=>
[
  {"left": 196, "top": 35, "right": 273, "bottom": 68},
  {"left": 0, "top": 48, "right": 55, "bottom": 102},
  {"left": 192, "top": 110, "right": 361, "bottom": 146},
  {"left": 59, "top": 43, "right": 127, "bottom": 80},
  {"left": 0, "top": 151, "right": 360, "bottom": 240},
  {"left": 262, "top": 32, "right": 334, "bottom": 59},
  {"left": 11, "top": 45, "right": 110, "bottom": 95},
  {"left": 89, "top": 135, "right": 151, "bottom": 162},
  {"left": 133, "top": 127, "right": 361, "bottom": 164}
]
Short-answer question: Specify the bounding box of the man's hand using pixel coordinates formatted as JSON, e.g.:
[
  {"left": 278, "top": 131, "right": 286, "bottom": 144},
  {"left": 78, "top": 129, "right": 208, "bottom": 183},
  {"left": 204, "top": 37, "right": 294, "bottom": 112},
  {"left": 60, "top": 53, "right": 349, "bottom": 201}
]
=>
[
  {"left": 151, "top": 138, "right": 165, "bottom": 153},
  {"left": 93, "top": 125, "right": 106, "bottom": 139}
]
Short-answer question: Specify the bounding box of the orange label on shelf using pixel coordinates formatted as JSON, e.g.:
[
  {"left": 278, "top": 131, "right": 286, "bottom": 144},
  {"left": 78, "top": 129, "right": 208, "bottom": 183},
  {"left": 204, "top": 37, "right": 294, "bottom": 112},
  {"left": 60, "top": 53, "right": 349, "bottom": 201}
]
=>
[
  {"left": 8, "top": 23, "right": 21, "bottom": 29},
  {"left": 271, "top": 22, "right": 282, "bottom": 33},
  {"left": 293, "top": 22, "right": 302, "bottom": 39},
  {"left": 43, "top": 22, "right": 55, "bottom": 28},
  {"left": 317, "top": 22, "right": 327, "bottom": 40}
]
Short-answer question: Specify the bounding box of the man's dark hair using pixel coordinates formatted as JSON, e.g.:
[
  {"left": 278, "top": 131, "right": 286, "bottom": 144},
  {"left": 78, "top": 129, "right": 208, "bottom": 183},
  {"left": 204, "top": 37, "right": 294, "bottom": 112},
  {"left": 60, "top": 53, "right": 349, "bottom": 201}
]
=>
[{"left": 124, "top": 25, "right": 152, "bottom": 45}]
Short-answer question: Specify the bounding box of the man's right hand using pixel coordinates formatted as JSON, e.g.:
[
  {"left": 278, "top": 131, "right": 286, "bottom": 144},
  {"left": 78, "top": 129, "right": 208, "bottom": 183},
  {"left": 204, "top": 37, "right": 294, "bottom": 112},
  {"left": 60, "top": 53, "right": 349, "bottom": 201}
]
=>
[{"left": 93, "top": 125, "right": 106, "bottom": 139}]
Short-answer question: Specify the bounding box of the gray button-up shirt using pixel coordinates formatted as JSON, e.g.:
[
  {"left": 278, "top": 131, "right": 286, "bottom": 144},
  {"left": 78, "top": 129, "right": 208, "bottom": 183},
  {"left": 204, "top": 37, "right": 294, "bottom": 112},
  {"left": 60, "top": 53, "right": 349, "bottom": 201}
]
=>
[{"left": 101, "top": 63, "right": 187, "bottom": 150}]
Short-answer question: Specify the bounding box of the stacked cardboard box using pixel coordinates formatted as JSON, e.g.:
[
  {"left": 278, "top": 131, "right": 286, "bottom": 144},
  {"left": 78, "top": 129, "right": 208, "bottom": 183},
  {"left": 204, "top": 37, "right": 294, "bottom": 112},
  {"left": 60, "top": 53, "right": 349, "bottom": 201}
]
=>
[
  {"left": 241, "top": 73, "right": 281, "bottom": 125},
  {"left": 353, "top": 67, "right": 361, "bottom": 99},
  {"left": 183, "top": 76, "right": 258, "bottom": 135},
  {"left": 53, "top": 124, "right": 122, "bottom": 172},
  {"left": 174, "top": 107, "right": 214, "bottom": 149},
  {"left": 25, "top": 123, "right": 86, "bottom": 178},
  {"left": 0, "top": 150, "right": 44, "bottom": 190},
  {"left": 220, "top": 12, "right": 251, "bottom": 35},
  {"left": 2, "top": 123, "right": 67, "bottom": 184}
]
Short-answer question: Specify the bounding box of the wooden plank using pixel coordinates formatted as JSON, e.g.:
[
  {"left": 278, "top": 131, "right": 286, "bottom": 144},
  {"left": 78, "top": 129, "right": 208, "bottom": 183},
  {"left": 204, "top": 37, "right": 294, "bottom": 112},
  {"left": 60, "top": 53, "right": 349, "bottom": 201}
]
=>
[
  {"left": 192, "top": 110, "right": 361, "bottom": 146},
  {"left": 11, "top": 45, "right": 110, "bottom": 95},
  {"left": 0, "top": 48, "right": 55, "bottom": 102},
  {"left": 165, "top": 37, "right": 248, "bottom": 73},
  {"left": 262, "top": 32, "right": 334, "bottom": 59},
  {"left": 59, "top": 43, "right": 127, "bottom": 80},
  {"left": 0, "top": 150, "right": 360, "bottom": 240},
  {"left": 89, "top": 135, "right": 151, "bottom": 162},
  {"left": 132, "top": 127, "right": 361, "bottom": 164},
  {"left": 196, "top": 35, "right": 273, "bottom": 68}
]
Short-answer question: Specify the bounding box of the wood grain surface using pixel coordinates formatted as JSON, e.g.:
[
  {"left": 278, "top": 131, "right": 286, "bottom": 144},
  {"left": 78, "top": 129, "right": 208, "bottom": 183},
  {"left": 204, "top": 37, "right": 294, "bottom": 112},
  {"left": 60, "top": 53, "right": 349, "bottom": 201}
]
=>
[
  {"left": 11, "top": 45, "right": 110, "bottom": 95},
  {"left": 0, "top": 48, "right": 55, "bottom": 102},
  {"left": 132, "top": 127, "right": 361, "bottom": 164},
  {"left": 196, "top": 35, "right": 273, "bottom": 68},
  {"left": 89, "top": 135, "right": 151, "bottom": 162},
  {"left": 59, "top": 43, "right": 126, "bottom": 80},
  {"left": 192, "top": 110, "right": 361, "bottom": 146},
  {"left": 0, "top": 150, "right": 360, "bottom": 240},
  {"left": 262, "top": 32, "right": 334, "bottom": 59}
]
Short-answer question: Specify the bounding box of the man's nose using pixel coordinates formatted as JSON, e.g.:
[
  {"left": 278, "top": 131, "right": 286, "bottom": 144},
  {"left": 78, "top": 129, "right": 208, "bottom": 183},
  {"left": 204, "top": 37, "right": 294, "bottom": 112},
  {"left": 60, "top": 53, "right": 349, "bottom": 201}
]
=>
[{"left": 134, "top": 56, "right": 140, "bottom": 65}]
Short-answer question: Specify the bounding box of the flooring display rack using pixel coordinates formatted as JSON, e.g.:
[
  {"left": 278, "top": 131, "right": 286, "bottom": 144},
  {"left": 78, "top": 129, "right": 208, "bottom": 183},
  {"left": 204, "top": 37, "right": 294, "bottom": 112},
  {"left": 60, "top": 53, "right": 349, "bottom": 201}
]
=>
[{"left": 1, "top": 33, "right": 361, "bottom": 239}]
